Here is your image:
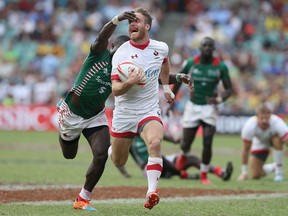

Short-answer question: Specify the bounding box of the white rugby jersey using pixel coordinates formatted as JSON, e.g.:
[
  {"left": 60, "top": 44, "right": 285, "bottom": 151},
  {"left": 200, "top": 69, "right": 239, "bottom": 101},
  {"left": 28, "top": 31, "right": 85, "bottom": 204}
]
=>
[
  {"left": 241, "top": 114, "right": 288, "bottom": 151},
  {"left": 111, "top": 39, "right": 169, "bottom": 113}
]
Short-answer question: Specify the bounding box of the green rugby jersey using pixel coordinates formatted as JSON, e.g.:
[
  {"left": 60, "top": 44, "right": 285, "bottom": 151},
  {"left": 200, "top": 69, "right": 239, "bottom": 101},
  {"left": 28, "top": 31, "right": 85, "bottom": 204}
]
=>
[
  {"left": 64, "top": 49, "right": 112, "bottom": 119},
  {"left": 180, "top": 56, "right": 230, "bottom": 105}
]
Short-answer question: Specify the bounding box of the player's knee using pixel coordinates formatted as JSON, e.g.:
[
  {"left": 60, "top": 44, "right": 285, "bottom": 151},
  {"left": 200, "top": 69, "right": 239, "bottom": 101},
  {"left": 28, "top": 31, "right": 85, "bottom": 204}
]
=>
[
  {"left": 61, "top": 145, "right": 77, "bottom": 159},
  {"left": 251, "top": 174, "right": 262, "bottom": 180},
  {"left": 59, "top": 136, "right": 79, "bottom": 159},
  {"left": 93, "top": 153, "right": 108, "bottom": 164},
  {"left": 63, "top": 152, "right": 76, "bottom": 159},
  {"left": 147, "top": 138, "right": 161, "bottom": 152},
  {"left": 251, "top": 171, "right": 263, "bottom": 179},
  {"left": 110, "top": 153, "right": 126, "bottom": 167},
  {"left": 112, "top": 158, "right": 126, "bottom": 167}
]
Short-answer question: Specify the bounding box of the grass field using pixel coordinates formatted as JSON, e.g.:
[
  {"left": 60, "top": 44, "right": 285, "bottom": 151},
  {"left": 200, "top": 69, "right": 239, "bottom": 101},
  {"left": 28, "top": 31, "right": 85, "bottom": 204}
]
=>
[{"left": 0, "top": 130, "right": 288, "bottom": 216}]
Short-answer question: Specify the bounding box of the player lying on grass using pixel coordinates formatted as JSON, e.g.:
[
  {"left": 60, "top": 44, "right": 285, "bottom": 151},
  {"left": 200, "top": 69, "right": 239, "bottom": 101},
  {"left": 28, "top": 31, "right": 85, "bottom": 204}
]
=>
[
  {"left": 118, "top": 135, "right": 233, "bottom": 181},
  {"left": 238, "top": 103, "right": 288, "bottom": 182}
]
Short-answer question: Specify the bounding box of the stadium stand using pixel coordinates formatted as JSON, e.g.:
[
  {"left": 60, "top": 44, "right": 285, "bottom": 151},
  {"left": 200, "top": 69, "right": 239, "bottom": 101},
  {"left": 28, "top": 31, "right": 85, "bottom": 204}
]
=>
[{"left": 0, "top": 0, "right": 287, "bottom": 115}]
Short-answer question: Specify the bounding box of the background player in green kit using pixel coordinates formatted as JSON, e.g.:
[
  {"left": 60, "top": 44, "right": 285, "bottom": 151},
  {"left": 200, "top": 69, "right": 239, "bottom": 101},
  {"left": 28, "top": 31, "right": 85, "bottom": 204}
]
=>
[
  {"left": 57, "top": 11, "right": 137, "bottom": 211},
  {"left": 169, "top": 37, "right": 233, "bottom": 185}
]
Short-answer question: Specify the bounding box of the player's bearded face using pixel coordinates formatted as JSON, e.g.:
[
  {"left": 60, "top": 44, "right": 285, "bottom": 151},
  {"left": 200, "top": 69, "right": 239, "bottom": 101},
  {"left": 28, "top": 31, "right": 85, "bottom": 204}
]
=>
[
  {"left": 129, "top": 14, "right": 146, "bottom": 41},
  {"left": 257, "top": 113, "right": 270, "bottom": 130}
]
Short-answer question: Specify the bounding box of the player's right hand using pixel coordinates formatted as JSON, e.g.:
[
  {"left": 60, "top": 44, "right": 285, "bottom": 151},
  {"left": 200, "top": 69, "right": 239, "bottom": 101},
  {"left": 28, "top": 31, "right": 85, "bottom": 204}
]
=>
[
  {"left": 237, "top": 173, "right": 248, "bottom": 181},
  {"left": 127, "top": 67, "right": 145, "bottom": 85},
  {"left": 118, "top": 11, "right": 137, "bottom": 22}
]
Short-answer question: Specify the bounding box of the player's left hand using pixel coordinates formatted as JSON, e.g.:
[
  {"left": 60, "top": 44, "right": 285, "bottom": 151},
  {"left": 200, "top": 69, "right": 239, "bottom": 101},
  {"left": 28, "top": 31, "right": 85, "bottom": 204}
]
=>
[
  {"left": 118, "top": 11, "right": 136, "bottom": 22},
  {"left": 164, "top": 92, "right": 175, "bottom": 104},
  {"left": 179, "top": 74, "right": 194, "bottom": 92},
  {"left": 163, "top": 85, "right": 175, "bottom": 104}
]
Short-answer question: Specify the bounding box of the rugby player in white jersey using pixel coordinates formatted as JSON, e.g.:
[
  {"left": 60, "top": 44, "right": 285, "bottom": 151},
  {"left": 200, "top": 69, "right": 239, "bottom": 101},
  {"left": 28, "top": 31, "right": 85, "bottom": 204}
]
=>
[
  {"left": 238, "top": 103, "right": 288, "bottom": 182},
  {"left": 109, "top": 7, "right": 175, "bottom": 210}
]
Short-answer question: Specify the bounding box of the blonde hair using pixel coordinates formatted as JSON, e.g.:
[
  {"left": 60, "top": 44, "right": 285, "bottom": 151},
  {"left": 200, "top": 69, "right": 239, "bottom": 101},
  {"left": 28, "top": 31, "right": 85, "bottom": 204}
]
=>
[
  {"left": 134, "top": 7, "right": 153, "bottom": 30},
  {"left": 256, "top": 103, "right": 272, "bottom": 115}
]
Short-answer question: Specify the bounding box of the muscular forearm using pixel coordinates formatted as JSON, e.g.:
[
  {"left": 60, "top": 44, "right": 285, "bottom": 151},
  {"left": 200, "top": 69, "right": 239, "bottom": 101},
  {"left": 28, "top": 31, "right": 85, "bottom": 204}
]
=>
[
  {"left": 241, "top": 149, "right": 249, "bottom": 165},
  {"left": 220, "top": 79, "right": 233, "bottom": 101},
  {"left": 158, "top": 74, "right": 181, "bottom": 85},
  {"left": 97, "top": 21, "right": 117, "bottom": 43},
  {"left": 219, "top": 89, "right": 232, "bottom": 102},
  {"left": 159, "top": 74, "right": 176, "bottom": 85},
  {"left": 159, "top": 59, "right": 170, "bottom": 85},
  {"left": 91, "top": 19, "right": 117, "bottom": 51},
  {"left": 112, "top": 81, "right": 134, "bottom": 96}
]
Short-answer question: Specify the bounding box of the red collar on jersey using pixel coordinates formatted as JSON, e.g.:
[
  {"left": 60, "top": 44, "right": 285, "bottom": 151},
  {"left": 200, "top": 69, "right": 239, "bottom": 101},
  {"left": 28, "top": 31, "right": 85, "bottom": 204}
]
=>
[
  {"left": 129, "top": 39, "right": 150, "bottom": 50},
  {"left": 194, "top": 55, "right": 220, "bottom": 66}
]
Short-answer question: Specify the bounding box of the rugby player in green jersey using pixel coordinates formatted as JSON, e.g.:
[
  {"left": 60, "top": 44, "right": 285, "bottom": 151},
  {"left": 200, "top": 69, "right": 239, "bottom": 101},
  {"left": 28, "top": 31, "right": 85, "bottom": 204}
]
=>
[
  {"left": 169, "top": 37, "right": 233, "bottom": 184},
  {"left": 57, "top": 11, "right": 137, "bottom": 211}
]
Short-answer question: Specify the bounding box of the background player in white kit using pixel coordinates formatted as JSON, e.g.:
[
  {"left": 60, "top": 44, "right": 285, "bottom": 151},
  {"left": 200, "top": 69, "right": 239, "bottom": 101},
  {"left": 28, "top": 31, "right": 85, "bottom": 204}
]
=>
[
  {"left": 238, "top": 103, "right": 288, "bottom": 182},
  {"left": 109, "top": 7, "right": 175, "bottom": 210}
]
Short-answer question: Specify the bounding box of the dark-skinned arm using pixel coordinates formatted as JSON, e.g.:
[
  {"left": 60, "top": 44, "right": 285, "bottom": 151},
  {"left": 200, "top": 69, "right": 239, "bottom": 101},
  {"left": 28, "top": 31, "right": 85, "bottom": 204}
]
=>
[
  {"left": 206, "top": 78, "right": 233, "bottom": 104},
  {"left": 219, "top": 79, "right": 233, "bottom": 101},
  {"left": 91, "top": 11, "right": 136, "bottom": 53},
  {"left": 158, "top": 74, "right": 194, "bottom": 92}
]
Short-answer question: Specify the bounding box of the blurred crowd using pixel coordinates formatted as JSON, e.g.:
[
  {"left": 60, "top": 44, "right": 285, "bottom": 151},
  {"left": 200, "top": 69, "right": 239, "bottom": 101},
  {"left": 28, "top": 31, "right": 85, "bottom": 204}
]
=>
[
  {"left": 0, "top": 0, "right": 287, "bottom": 115},
  {"left": 0, "top": 0, "right": 164, "bottom": 105}
]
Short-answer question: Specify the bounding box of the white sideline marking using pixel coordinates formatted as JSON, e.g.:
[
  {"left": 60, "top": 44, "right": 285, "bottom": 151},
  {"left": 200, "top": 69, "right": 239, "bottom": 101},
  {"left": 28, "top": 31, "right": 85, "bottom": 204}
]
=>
[
  {"left": 6, "top": 193, "right": 288, "bottom": 206},
  {"left": 0, "top": 184, "right": 82, "bottom": 191}
]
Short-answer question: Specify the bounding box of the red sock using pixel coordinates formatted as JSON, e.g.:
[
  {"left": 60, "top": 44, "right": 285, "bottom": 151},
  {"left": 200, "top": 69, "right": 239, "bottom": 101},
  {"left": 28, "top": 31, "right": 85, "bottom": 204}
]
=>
[
  {"left": 180, "top": 170, "right": 188, "bottom": 179},
  {"left": 77, "top": 195, "right": 87, "bottom": 202},
  {"left": 213, "top": 166, "right": 222, "bottom": 177}
]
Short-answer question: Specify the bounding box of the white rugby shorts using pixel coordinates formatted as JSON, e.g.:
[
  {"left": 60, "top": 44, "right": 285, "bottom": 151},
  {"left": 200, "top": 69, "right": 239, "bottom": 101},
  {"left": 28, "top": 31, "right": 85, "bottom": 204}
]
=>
[
  {"left": 250, "top": 138, "right": 271, "bottom": 154},
  {"left": 182, "top": 100, "right": 218, "bottom": 128},
  {"left": 58, "top": 101, "right": 108, "bottom": 141},
  {"left": 111, "top": 107, "right": 162, "bottom": 138}
]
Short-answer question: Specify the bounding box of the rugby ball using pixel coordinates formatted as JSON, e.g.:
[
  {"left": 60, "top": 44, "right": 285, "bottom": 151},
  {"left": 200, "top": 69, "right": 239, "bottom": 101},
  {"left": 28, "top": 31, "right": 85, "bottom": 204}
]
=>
[{"left": 117, "top": 61, "right": 146, "bottom": 85}]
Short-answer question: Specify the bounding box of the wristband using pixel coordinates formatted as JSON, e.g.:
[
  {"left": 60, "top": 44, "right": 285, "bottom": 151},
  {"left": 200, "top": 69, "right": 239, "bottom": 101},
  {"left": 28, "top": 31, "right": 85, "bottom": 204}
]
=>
[
  {"left": 241, "top": 165, "right": 248, "bottom": 174},
  {"left": 216, "top": 96, "right": 223, "bottom": 103},
  {"left": 163, "top": 85, "right": 175, "bottom": 99},
  {"left": 175, "top": 74, "right": 181, "bottom": 83},
  {"left": 112, "top": 16, "right": 119, "bottom": 25}
]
